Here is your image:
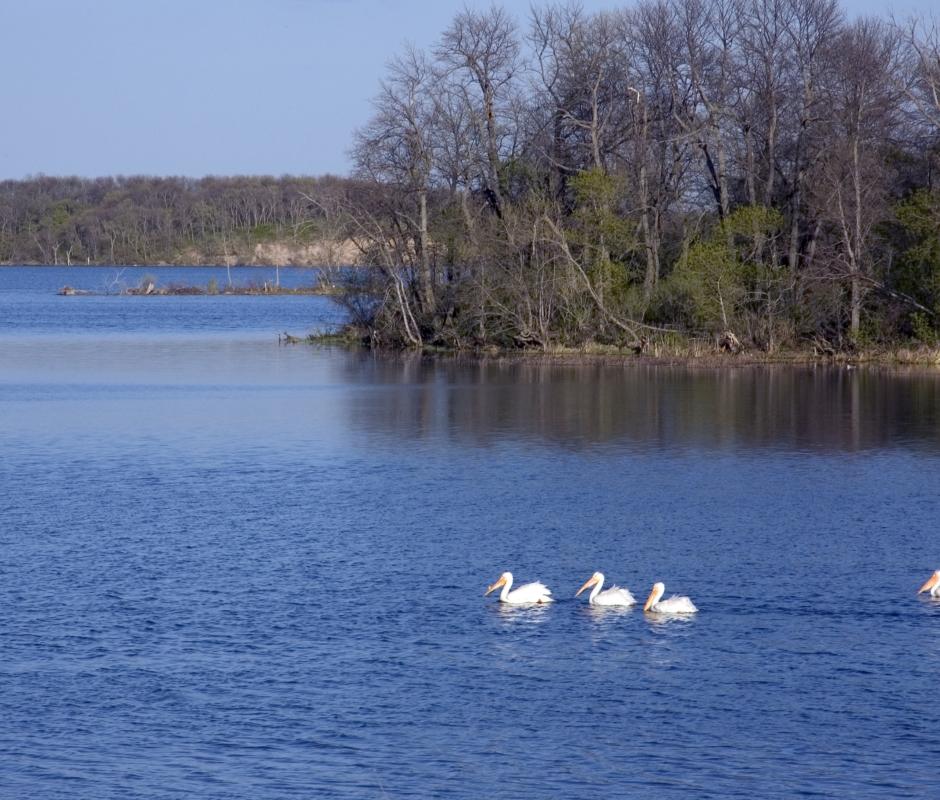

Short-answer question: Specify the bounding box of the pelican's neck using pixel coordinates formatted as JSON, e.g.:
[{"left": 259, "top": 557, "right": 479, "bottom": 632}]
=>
[
  {"left": 650, "top": 584, "right": 665, "bottom": 610},
  {"left": 500, "top": 574, "right": 513, "bottom": 601},
  {"left": 589, "top": 574, "right": 605, "bottom": 604}
]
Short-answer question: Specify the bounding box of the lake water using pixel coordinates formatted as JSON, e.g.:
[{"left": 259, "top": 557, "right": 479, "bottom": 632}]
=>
[{"left": 2, "top": 266, "right": 940, "bottom": 799}]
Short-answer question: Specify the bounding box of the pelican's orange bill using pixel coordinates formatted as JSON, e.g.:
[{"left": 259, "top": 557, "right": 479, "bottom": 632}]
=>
[{"left": 575, "top": 576, "right": 596, "bottom": 596}]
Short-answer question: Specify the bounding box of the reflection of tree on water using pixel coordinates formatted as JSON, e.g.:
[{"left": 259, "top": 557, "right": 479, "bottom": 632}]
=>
[{"left": 333, "top": 354, "right": 940, "bottom": 454}]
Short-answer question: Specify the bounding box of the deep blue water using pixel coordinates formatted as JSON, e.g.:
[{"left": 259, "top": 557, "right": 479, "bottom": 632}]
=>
[{"left": 2, "top": 267, "right": 940, "bottom": 798}]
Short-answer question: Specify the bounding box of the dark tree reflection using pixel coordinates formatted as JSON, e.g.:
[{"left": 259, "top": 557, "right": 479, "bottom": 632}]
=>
[{"left": 332, "top": 354, "right": 940, "bottom": 453}]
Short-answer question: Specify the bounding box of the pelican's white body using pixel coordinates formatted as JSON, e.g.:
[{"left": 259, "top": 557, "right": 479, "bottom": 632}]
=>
[
  {"left": 486, "top": 572, "right": 553, "bottom": 604},
  {"left": 644, "top": 582, "right": 698, "bottom": 614},
  {"left": 577, "top": 572, "right": 635, "bottom": 606}
]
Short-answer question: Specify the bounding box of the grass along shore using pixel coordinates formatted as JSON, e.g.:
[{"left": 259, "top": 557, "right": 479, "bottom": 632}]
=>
[{"left": 300, "top": 327, "right": 940, "bottom": 368}]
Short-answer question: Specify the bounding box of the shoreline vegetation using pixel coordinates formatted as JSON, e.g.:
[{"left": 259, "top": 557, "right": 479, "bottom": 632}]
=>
[
  {"left": 48, "top": 268, "right": 940, "bottom": 366},
  {"left": 308, "top": 2, "right": 940, "bottom": 361},
  {"left": 301, "top": 328, "right": 940, "bottom": 367}
]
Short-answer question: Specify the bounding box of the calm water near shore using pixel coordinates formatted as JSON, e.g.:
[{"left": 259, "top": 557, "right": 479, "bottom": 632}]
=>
[{"left": 2, "top": 267, "right": 940, "bottom": 798}]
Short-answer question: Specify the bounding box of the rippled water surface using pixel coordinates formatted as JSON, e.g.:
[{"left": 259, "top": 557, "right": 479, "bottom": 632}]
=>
[{"left": 2, "top": 267, "right": 940, "bottom": 798}]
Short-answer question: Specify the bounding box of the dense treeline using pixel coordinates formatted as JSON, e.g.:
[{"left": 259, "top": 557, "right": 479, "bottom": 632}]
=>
[
  {"left": 0, "top": 175, "right": 349, "bottom": 265},
  {"left": 323, "top": 0, "right": 940, "bottom": 352}
]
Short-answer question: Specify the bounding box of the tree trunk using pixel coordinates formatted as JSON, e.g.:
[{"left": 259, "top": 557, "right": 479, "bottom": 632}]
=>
[
  {"left": 483, "top": 84, "right": 504, "bottom": 218},
  {"left": 418, "top": 189, "right": 433, "bottom": 313},
  {"left": 849, "top": 135, "right": 863, "bottom": 339},
  {"left": 640, "top": 162, "right": 659, "bottom": 301}
]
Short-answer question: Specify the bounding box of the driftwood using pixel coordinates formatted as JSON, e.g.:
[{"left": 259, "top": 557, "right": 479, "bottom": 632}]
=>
[
  {"left": 717, "top": 330, "right": 742, "bottom": 354},
  {"left": 812, "top": 336, "right": 836, "bottom": 357},
  {"left": 631, "top": 335, "right": 650, "bottom": 355}
]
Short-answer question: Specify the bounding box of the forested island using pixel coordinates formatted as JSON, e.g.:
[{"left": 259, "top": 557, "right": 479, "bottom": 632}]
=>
[{"left": 6, "top": 0, "right": 940, "bottom": 360}]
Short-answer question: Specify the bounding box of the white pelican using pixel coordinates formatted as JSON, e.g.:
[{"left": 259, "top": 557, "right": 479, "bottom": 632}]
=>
[
  {"left": 484, "top": 572, "right": 553, "bottom": 604},
  {"left": 918, "top": 570, "right": 940, "bottom": 597},
  {"left": 575, "top": 572, "right": 635, "bottom": 606},
  {"left": 643, "top": 581, "right": 698, "bottom": 614}
]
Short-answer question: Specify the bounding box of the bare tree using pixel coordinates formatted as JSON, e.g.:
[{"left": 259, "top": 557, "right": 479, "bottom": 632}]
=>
[
  {"left": 436, "top": 6, "right": 522, "bottom": 218},
  {"left": 814, "top": 19, "right": 903, "bottom": 337},
  {"left": 618, "top": 0, "right": 695, "bottom": 299},
  {"left": 902, "top": 15, "right": 940, "bottom": 131},
  {"left": 782, "top": 0, "right": 843, "bottom": 276},
  {"left": 351, "top": 47, "right": 438, "bottom": 313}
]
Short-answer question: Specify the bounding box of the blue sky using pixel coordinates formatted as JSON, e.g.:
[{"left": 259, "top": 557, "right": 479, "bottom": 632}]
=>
[{"left": 0, "top": 0, "right": 932, "bottom": 179}]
